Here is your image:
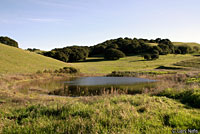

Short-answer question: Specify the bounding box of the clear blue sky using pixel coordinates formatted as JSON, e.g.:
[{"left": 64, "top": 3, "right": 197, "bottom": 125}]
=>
[{"left": 0, "top": 0, "right": 200, "bottom": 50}]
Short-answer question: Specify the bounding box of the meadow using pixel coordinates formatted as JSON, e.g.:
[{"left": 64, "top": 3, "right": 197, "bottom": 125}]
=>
[
  {"left": 0, "top": 43, "right": 68, "bottom": 74},
  {"left": 72, "top": 54, "right": 196, "bottom": 74},
  {"left": 0, "top": 42, "right": 200, "bottom": 133}
]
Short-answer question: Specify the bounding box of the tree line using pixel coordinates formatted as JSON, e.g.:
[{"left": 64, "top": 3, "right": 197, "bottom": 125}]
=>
[
  {"left": 42, "top": 37, "right": 199, "bottom": 62},
  {"left": 43, "top": 46, "right": 90, "bottom": 62},
  {"left": 1, "top": 36, "right": 199, "bottom": 62}
]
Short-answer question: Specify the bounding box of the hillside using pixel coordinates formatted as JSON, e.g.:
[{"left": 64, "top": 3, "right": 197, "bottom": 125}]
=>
[
  {"left": 0, "top": 43, "right": 68, "bottom": 73},
  {"left": 72, "top": 54, "right": 195, "bottom": 74},
  {"left": 147, "top": 42, "right": 200, "bottom": 47},
  {"left": 173, "top": 42, "right": 200, "bottom": 47}
]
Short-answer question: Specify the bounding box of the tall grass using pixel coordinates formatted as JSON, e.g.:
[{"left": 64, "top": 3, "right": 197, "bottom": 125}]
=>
[{"left": 1, "top": 95, "right": 200, "bottom": 134}]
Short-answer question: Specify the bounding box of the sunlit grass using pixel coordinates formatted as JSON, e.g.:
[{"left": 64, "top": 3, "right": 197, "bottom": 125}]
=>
[
  {"left": 0, "top": 43, "right": 69, "bottom": 74},
  {"left": 72, "top": 54, "right": 196, "bottom": 74},
  {"left": 1, "top": 94, "right": 200, "bottom": 134}
]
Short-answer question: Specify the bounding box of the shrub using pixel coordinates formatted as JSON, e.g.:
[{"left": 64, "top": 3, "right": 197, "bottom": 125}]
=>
[
  {"left": 152, "top": 50, "right": 159, "bottom": 55},
  {"left": 177, "top": 46, "right": 191, "bottom": 54},
  {"left": 144, "top": 54, "right": 151, "bottom": 60},
  {"left": 0, "top": 36, "right": 19, "bottom": 48},
  {"left": 104, "top": 48, "right": 125, "bottom": 60},
  {"left": 151, "top": 54, "right": 159, "bottom": 60},
  {"left": 55, "top": 67, "right": 79, "bottom": 74},
  {"left": 54, "top": 51, "right": 69, "bottom": 62}
]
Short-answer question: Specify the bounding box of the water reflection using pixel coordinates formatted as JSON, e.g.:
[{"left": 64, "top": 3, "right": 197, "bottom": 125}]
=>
[
  {"left": 14, "top": 77, "right": 156, "bottom": 96},
  {"left": 49, "top": 77, "right": 157, "bottom": 96}
]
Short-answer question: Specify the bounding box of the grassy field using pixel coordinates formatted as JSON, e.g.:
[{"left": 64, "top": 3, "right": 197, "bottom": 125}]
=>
[
  {"left": 1, "top": 43, "right": 200, "bottom": 133},
  {"left": 72, "top": 54, "right": 196, "bottom": 74},
  {"left": 0, "top": 43, "right": 69, "bottom": 74},
  {"left": 173, "top": 42, "right": 200, "bottom": 47},
  {"left": 147, "top": 42, "right": 200, "bottom": 47},
  {"left": 1, "top": 90, "right": 200, "bottom": 134}
]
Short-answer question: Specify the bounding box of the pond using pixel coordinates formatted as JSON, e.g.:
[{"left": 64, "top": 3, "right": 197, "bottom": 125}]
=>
[{"left": 14, "top": 77, "right": 157, "bottom": 96}]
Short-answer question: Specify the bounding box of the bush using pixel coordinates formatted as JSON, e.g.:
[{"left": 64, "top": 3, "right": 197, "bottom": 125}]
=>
[
  {"left": 151, "top": 54, "right": 159, "bottom": 60},
  {"left": 144, "top": 54, "right": 151, "bottom": 60},
  {"left": 55, "top": 67, "right": 79, "bottom": 74},
  {"left": 0, "top": 36, "right": 19, "bottom": 48},
  {"left": 152, "top": 50, "right": 159, "bottom": 55},
  {"left": 177, "top": 46, "right": 191, "bottom": 54},
  {"left": 104, "top": 48, "right": 125, "bottom": 60},
  {"left": 54, "top": 51, "right": 69, "bottom": 62}
]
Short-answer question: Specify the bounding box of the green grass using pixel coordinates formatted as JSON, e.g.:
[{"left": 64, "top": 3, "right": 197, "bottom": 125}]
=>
[
  {"left": 72, "top": 54, "right": 195, "bottom": 74},
  {"left": 175, "top": 58, "right": 200, "bottom": 69},
  {"left": 0, "top": 43, "right": 69, "bottom": 74},
  {"left": 1, "top": 94, "right": 200, "bottom": 134},
  {"left": 147, "top": 42, "right": 200, "bottom": 47},
  {"left": 173, "top": 42, "right": 200, "bottom": 47}
]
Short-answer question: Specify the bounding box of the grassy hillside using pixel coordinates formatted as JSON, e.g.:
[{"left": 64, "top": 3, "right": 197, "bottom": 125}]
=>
[
  {"left": 147, "top": 42, "right": 200, "bottom": 47},
  {"left": 72, "top": 54, "right": 196, "bottom": 74},
  {"left": 173, "top": 42, "right": 200, "bottom": 47},
  {"left": 0, "top": 43, "right": 68, "bottom": 74}
]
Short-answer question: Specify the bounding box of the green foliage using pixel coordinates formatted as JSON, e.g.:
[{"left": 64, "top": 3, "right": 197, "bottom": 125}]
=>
[
  {"left": 187, "top": 77, "right": 200, "bottom": 84},
  {"left": 151, "top": 54, "right": 159, "bottom": 60},
  {"left": 43, "top": 46, "right": 89, "bottom": 62},
  {"left": 55, "top": 67, "right": 79, "bottom": 74},
  {"left": 26, "top": 48, "right": 44, "bottom": 54},
  {"left": 157, "top": 88, "right": 200, "bottom": 108},
  {"left": 144, "top": 54, "right": 159, "bottom": 60},
  {"left": 144, "top": 54, "right": 151, "bottom": 60},
  {"left": 90, "top": 37, "right": 177, "bottom": 57},
  {"left": 2, "top": 95, "right": 200, "bottom": 133},
  {"left": 54, "top": 51, "right": 69, "bottom": 62},
  {"left": 104, "top": 48, "right": 125, "bottom": 60},
  {"left": 107, "top": 71, "right": 176, "bottom": 77},
  {"left": 0, "top": 36, "right": 19, "bottom": 48}
]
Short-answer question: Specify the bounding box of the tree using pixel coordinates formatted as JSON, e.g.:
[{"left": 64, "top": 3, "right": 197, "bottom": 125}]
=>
[
  {"left": 144, "top": 54, "right": 151, "bottom": 60},
  {"left": 0, "top": 36, "right": 19, "bottom": 48},
  {"left": 178, "top": 46, "right": 191, "bottom": 54},
  {"left": 54, "top": 51, "right": 69, "bottom": 62},
  {"left": 104, "top": 48, "right": 125, "bottom": 60},
  {"left": 151, "top": 54, "right": 159, "bottom": 60},
  {"left": 43, "top": 51, "right": 56, "bottom": 58},
  {"left": 193, "top": 46, "right": 200, "bottom": 52}
]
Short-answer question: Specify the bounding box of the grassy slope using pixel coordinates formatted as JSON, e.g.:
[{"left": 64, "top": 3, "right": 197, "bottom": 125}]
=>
[
  {"left": 0, "top": 43, "right": 68, "bottom": 74},
  {"left": 147, "top": 42, "right": 200, "bottom": 47},
  {"left": 72, "top": 54, "right": 196, "bottom": 74},
  {"left": 1, "top": 94, "right": 200, "bottom": 134},
  {"left": 173, "top": 42, "right": 200, "bottom": 47}
]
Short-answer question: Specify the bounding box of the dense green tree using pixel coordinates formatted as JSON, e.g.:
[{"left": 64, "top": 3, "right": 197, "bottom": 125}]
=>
[
  {"left": 54, "top": 51, "right": 69, "bottom": 62},
  {"left": 104, "top": 48, "right": 125, "bottom": 60},
  {"left": 177, "top": 46, "right": 191, "bottom": 54},
  {"left": 193, "top": 46, "right": 200, "bottom": 52},
  {"left": 43, "top": 51, "right": 56, "bottom": 58},
  {"left": 151, "top": 54, "right": 159, "bottom": 60},
  {"left": 0, "top": 36, "right": 19, "bottom": 48},
  {"left": 144, "top": 54, "right": 151, "bottom": 60}
]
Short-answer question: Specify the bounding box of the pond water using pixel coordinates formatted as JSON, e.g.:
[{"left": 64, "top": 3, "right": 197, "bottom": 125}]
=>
[
  {"left": 15, "top": 77, "right": 157, "bottom": 96},
  {"left": 66, "top": 77, "right": 156, "bottom": 86}
]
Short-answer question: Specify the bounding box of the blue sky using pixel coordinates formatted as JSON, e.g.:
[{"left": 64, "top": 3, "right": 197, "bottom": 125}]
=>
[{"left": 0, "top": 0, "right": 200, "bottom": 50}]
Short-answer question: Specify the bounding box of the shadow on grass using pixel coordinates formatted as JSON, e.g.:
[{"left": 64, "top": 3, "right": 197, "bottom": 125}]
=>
[
  {"left": 75, "top": 58, "right": 117, "bottom": 63},
  {"left": 156, "top": 66, "right": 183, "bottom": 70},
  {"left": 73, "top": 58, "right": 108, "bottom": 63},
  {"left": 193, "top": 54, "right": 200, "bottom": 57}
]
